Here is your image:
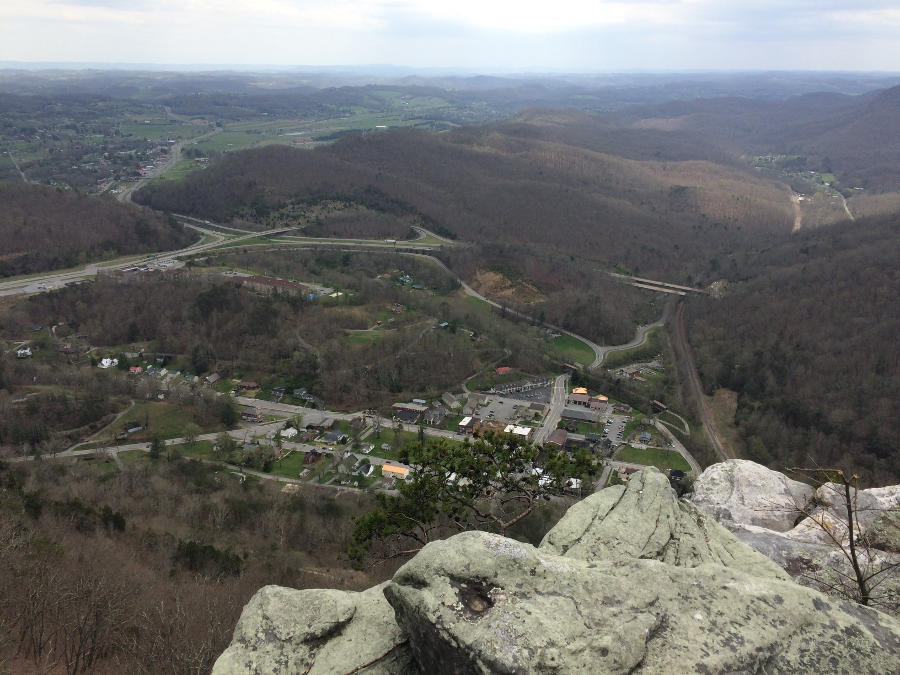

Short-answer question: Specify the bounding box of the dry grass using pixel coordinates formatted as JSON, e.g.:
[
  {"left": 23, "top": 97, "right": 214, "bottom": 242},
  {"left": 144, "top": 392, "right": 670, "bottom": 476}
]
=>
[{"left": 705, "top": 388, "right": 745, "bottom": 458}]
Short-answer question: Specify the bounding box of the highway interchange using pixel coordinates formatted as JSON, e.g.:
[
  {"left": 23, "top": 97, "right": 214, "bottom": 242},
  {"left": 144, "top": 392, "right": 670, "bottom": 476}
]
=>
[{"left": 4, "top": 145, "right": 708, "bottom": 487}]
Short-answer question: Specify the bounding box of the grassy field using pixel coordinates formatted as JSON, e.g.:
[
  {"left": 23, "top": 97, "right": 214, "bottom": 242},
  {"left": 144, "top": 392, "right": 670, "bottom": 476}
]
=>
[
  {"left": 344, "top": 330, "right": 384, "bottom": 346},
  {"left": 161, "top": 158, "right": 204, "bottom": 181},
  {"left": 101, "top": 402, "right": 226, "bottom": 442},
  {"left": 466, "top": 368, "right": 522, "bottom": 391},
  {"left": 551, "top": 335, "right": 595, "bottom": 366},
  {"left": 120, "top": 123, "right": 209, "bottom": 141},
  {"left": 193, "top": 132, "right": 292, "bottom": 154},
  {"left": 557, "top": 420, "right": 600, "bottom": 435},
  {"left": 615, "top": 445, "right": 691, "bottom": 472},
  {"left": 271, "top": 448, "right": 311, "bottom": 479},
  {"left": 175, "top": 440, "right": 216, "bottom": 459},
  {"left": 117, "top": 449, "right": 149, "bottom": 465}
]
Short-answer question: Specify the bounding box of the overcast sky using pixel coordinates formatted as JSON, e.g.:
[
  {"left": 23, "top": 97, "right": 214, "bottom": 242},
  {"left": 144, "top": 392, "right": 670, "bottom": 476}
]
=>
[{"left": 2, "top": 0, "right": 899, "bottom": 71}]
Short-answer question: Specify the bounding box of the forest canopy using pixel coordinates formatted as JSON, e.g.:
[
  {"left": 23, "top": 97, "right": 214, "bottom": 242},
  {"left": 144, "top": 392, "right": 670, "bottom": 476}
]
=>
[
  {"left": 0, "top": 184, "right": 194, "bottom": 276},
  {"left": 686, "top": 211, "right": 900, "bottom": 484}
]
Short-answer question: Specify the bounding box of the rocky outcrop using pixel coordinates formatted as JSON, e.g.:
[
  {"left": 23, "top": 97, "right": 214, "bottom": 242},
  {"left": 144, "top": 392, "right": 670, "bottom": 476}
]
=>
[
  {"left": 689, "top": 459, "right": 815, "bottom": 532},
  {"left": 688, "top": 461, "right": 900, "bottom": 614},
  {"left": 540, "top": 467, "right": 788, "bottom": 580},
  {"left": 214, "top": 465, "right": 900, "bottom": 675},
  {"left": 387, "top": 530, "right": 900, "bottom": 675},
  {"left": 212, "top": 583, "right": 414, "bottom": 675}
]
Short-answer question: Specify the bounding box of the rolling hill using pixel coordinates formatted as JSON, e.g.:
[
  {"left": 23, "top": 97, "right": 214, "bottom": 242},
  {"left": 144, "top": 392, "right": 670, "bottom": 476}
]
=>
[
  {"left": 135, "top": 109, "right": 796, "bottom": 281},
  {"left": 0, "top": 184, "right": 195, "bottom": 276}
]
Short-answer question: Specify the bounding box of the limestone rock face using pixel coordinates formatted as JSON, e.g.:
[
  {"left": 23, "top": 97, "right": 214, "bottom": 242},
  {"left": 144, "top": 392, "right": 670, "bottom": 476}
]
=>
[
  {"left": 385, "top": 530, "right": 900, "bottom": 675},
  {"left": 690, "top": 459, "right": 815, "bottom": 532},
  {"left": 214, "top": 463, "right": 900, "bottom": 675},
  {"left": 869, "top": 511, "right": 900, "bottom": 553},
  {"left": 212, "top": 583, "right": 414, "bottom": 675},
  {"left": 540, "top": 467, "right": 788, "bottom": 580}
]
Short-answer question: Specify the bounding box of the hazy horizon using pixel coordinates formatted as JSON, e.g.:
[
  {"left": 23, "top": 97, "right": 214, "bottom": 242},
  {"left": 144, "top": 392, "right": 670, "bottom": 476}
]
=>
[{"left": 3, "top": 1, "right": 899, "bottom": 72}]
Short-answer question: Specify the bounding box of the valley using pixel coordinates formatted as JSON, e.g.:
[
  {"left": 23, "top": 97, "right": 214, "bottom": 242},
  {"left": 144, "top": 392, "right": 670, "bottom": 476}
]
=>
[{"left": 2, "top": 67, "right": 900, "bottom": 675}]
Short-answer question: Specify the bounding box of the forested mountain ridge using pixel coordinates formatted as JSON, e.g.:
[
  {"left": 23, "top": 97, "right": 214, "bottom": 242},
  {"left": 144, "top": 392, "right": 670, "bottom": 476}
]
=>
[
  {"left": 0, "top": 184, "right": 195, "bottom": 276},
  {"left": 614, "top": 84, "right": 900, "bottom": 192},
  {"left": 686, "top": 211, "right": 900, "bottom": 484},
  {"left": 135, "top": 111, "right": 795, "bottom": 280}
]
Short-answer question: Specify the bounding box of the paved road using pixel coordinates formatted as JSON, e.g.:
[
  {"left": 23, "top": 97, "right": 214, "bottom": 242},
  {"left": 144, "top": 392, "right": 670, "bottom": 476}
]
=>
[
  {"left": 652, "top": 419, "right": 701, "bottom": 474},
  {"left": 9, "top": 153, "right": 28, "bottom": 182},
  {"left": 595, "top": 295, "right": 675, "bottom": 368},
  {"left": 403, "top": 254, "right": 611, "bottom": 368},
  {"left": 532, "top": 374, "right": 569, "bottom": 445}
]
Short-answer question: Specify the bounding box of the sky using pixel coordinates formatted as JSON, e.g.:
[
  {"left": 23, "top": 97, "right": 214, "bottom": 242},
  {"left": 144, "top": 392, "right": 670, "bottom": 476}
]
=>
[{"left": 2, "top": 0, "right": 900, "bottom": 71}]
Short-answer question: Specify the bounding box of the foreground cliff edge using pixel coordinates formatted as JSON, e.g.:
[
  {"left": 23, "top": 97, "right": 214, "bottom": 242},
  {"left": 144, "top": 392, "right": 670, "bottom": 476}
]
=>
[{"left": 213, "top": 466, "right": 900, "bottom": 674}]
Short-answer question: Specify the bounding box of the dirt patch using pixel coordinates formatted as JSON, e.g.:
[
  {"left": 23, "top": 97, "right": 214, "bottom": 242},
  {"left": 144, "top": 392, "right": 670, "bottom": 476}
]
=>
[
  {"left": 470, "top": 269, "right": 546, "bottom": 305},
  {"left": 705, "top": 388, "right": 744, "bottom": 458}
]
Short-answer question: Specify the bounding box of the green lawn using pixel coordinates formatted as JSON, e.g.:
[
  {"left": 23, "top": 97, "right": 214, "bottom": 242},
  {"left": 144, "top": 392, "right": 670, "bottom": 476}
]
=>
[
  {"left": 551, "top": 335, "right": 595, "bottom": 366},
  {"left": 557, "top": 420, "right": 600, "bottom": 435},
  {"left": 464, "top": 295, "right": 491, "bottom": 310},
  {"left": 271, "top": 449, "right": 312, "bottom": 479},
  {"left": 118, "top": 449, "right": 150, "bottom": 465},
  {"left": 445, "top": 414, "right": 465, "bottom": 431},
  {"left": 615, "top": 446, "right": 691, "bottom": 472},
  {"left": 101, "top": 402, "right": 227, "bottom": 443},
  {"left": 466, "top": 369, "right": 522, "bottom": 391},
  {"left": 344, "top": 331, "right": 384, "bottom": 346},
  {"left": 175, "top": 440, "right": 215, "bottom": 459}
]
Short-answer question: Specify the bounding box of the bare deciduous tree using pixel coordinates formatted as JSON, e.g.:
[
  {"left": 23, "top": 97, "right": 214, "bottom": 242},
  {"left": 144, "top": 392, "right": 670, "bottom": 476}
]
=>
[{"left": 787, "top": 467, "right": 900, "bottom": 614}]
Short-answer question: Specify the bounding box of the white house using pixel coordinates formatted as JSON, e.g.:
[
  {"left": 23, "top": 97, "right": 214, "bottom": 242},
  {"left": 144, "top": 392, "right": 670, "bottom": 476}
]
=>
[
  {"left": 98, "top": 358, "right": 118, "bottom": 369},
  {"left": 16, "top": 347, "right": 32, "bottom": 358}
]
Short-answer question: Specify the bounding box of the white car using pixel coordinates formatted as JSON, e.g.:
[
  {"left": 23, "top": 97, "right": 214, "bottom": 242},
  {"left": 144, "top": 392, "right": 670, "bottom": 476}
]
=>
[{"left": 37, "top": 285, "right": 45, "bottom": 290}]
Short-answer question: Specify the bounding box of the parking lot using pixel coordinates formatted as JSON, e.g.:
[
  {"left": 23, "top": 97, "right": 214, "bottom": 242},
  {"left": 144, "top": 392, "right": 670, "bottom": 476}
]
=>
[
  {"left": 600, "top": 413, "right": 630, "bottom": 443},
  {"left": 474, "top": 395, "right": 541, "bottom": 424},
  {"left": 498, "top": 385, "right": 552, "bottom": 404}
]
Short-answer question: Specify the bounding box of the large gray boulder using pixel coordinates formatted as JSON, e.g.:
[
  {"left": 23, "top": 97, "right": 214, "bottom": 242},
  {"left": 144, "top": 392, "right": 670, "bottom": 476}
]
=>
[
  {"left": 869, "top": 511, "right": 900, "bottom": 553},
  {"left": 212, "top": 583, "right": 415, "bottom": 675},
  {"left": 690, "top": 459, "right": 815, "bottom": 532},
  {"left": 385, "top": 530, "right": 900, "bottom": 675},
  {"left": 214, "top": 464, "right": 900, "bottom": 675},
  {"left": 540, "top": 467, "right": 788, "bottom": 580}
]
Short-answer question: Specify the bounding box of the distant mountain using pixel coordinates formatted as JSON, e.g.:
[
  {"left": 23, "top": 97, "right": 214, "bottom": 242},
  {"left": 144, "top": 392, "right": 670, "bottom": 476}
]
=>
[{"left": 614, "top": 85, "right": 900, "bottom": 191}]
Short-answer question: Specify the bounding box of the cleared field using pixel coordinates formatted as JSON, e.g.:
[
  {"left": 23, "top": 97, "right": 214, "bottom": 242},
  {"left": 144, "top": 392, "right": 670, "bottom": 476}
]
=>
[
  {"left": 551, "top": 334, "right": 595, "bottom": 365},
  {"left": 101, "top": 402, "right": 226, "bottom": 442},
  {"left": 615, "top": 445, "right": 691, "bottom": 472},
  {"left": 120, "top": 123, "right": 208, "bottom": 140},
  {"left": 344, "top": 331, "right": 384, "bottom": 346}
]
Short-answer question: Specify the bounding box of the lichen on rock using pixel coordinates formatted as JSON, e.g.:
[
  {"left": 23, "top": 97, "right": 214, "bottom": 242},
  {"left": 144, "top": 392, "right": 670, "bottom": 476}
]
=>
[
  {"left": 212, "top": 463, "right": 900, "bottom": 675},
  {"left": 689, "top": 459, "right": 815, "bottom": 532},
  {"left": 540, "top": 466, "right": 789, "bottom": 580},
  {"left": 212, "top": 583, "right": 414, "bottom": 675}
]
